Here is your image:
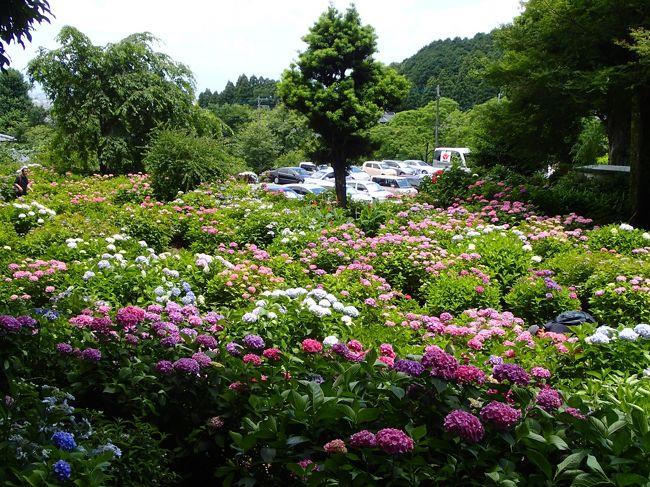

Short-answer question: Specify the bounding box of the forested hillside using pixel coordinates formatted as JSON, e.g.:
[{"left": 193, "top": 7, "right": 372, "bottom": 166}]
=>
[{"left": 396, "top": 32, "right": 501, "bottom": 110}]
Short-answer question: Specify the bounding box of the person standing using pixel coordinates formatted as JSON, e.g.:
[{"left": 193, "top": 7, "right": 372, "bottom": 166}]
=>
[{"left": 14, "top": 166, "right": 30, "bottom": 196}]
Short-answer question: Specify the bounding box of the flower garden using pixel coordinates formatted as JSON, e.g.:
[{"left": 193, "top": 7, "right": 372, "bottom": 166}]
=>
[{"left": 1, "top": 167, "right": 649, "bottom": 486}]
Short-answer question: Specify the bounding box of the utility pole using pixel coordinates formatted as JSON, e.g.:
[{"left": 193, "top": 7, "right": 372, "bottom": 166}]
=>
[{"left": 434, "top": 84, "right": 440, "bottom": 151}]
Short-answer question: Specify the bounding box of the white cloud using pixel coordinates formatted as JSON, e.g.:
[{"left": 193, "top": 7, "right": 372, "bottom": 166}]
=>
[{"left": 5, "top": 0, "right": 522, "bottom": 94}]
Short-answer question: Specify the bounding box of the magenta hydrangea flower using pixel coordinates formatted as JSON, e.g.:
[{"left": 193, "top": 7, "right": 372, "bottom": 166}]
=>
[
  {"left": 323, "top": 439, "right": 347, "bottom": 454},
  {"left": 493, "top": 363, "right": 530, "bottom": 385},
  {"left": 443, "top": 410, "right": 485, "bottom": 442},
  {"left": 375, "top": 428, "right": 414, "bottom": 454},
  {"left": 421, "top": 346, "right": 458, "bottom": 380},
  {"left": 196, "top": 335, "right": 218, "bottom": 349},
  {"left": 302, "top": 338, "right": 323, "bottom": 353},
  {"left": 262, "top": 348, "right": 282, "bottom": 361},
  {"left": 479, "top": 401, "right": 522, "bottom": 429},
  {"left": 0, "top": 315, "right": 21, "bottom": 332},
  {"left": 242, "top": 353, "right": 262, "bottom": 366},
  {"left": 454, "top": 365, "right": 486, "bottom": 385},
  {"left": 531, "top": 367, "right": 551, "bottom": 380},
  {"left": 116, "top": 305, "right": 146, "bottom": 328},
  {"left": 349, "top": 430, "right": 377, "bottom": 448},
  {"left": 536, "top": 387, "right": 563, "bottom": 411}
]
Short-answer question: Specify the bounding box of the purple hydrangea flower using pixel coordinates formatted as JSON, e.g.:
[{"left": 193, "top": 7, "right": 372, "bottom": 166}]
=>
[
  {"left": 196, "top": 335, "right": 218, "bottom": 349},
  {"left": 443, "top": 410, "right": 485, "bottom": 442},
  {"left": 80, "top": 348, "right": 101, "bottom": 362},
  {"left": 536, "top": 388, "right": 563, "bottom": 411},
  {"left": 226, "top": 341, "right": 243, "bottom": 356},
  {"left": 16, "top": 315, "right": 37, "bottom": 328},
  {"left": 155, "top": 360, "right": 173, "bottom": 375},
  {"left": 173, "top": 357, "right": 200, "bottom": 375},
  {"left": 479, "top": 401, "right": 522, "bottom": 429},
  {"left": 421, "top": 346, "right": 458, "bottom": 380},
  {"left": 393, "top": 359, "right": 425, "bottom": 377},
  {"left": 493, "top": 363, "right": 530, "bottom": 386},
  {"left": 56, "top": 343, "right": 74, "bottom": 354},
  {"left": 375, "top": 428, "right": 414, "bottom": 454},
  {"left": 243, "top": 334, "right": 265, "bottom": 350},
  {"left": 52, "top": 431, "right": 76, "bottom": 451},
  {"left": 192, "top": 352, "right": 212, "bottom": 368},
  {"left": 0, "top": 315, "right": 21, "bottom": 332}
]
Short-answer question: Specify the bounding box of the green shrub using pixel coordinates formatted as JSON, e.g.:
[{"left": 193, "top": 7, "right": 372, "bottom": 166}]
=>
[
  {"left": 143, "top": 129, "right": 240, "bottom": 201},
  {"left": 504, "top": 271, "right": 582, "bottom": 326},
  {"left": 420, "top": 268, "right": 501, "bottom": 315},
  {"left": 586, "top": 224, "right": 650, "bottom": 254}
]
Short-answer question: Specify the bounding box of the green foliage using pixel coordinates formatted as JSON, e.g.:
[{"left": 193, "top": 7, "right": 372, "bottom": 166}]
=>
[
  {"left": 233, "top": 119, "right": 281, "bottom": 173},
  {"left": 28, "top": 26, "right": 198, "bottom": 174},
  {"left": 586, "top": 224, "right": 650, "bottom": 254},
  {"left": 420, "top": 269, "right": 501, "bottom": 315},
  {"left": 504, "top": 272, "right": 582, "bottom": 326},
  {"left": 143, "top": 128, "right": 239, "bottom": 201},
  {"left": 0, "top": 68, "right": 47, "bottom": 141},
  {"left": 417, "top": 167, "right": 476, "bottom": 207},
  {"left": 571, "top": 117, "right": 608, "bottom": 166},
  {"left": 0, "top": 0, "right": 52, "bottom": 69},
  {"left": 527, "top": 172, "right": 631, "bottom": 225},
  {"left": 369, "top": 98, "right": 465, "bottom": 161}
]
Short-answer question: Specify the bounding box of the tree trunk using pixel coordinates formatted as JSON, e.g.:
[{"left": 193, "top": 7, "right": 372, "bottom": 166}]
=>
[
  {"left": 629, "top": 87, "right": 650, "bottom": 229},
  {"left": 333, "top": 159, "right": 348, "bottom": 208},
  {"left": 606, "top": 93, "right": 631, "bottom": 166}
]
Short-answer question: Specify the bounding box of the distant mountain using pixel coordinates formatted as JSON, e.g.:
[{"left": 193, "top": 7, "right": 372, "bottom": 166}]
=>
[{"left": 395, "top": 31, "right": 501, "bottom": 111}]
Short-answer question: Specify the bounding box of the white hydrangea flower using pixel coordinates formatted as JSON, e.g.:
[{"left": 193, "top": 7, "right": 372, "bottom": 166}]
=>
[
  {"left": 309, "top": 288, "right": 327, "bottom": 300},
  {"left": 618, "top": 328, "right": 639, "bottom": 341},
  {"left": 531, "top": 255, "right": 543, "bottom": 263},
  {"left": 332, "top": 302, "right": 345, "bottom": 312},
  {"left": 595, "top": 326, "right": 617, "bottom": 338},
  {"left": 343, "top": 306, "right": 360, "bottom": 318},
  {"left": 633, "top": 323, "right": 650, "bottom": 339},
  {"left": 619, "top": 223, "right": 634, "bottom": 231},
  {"left": 318, "top": 299, "right": 331, "bottom": 308},
  {"left": 586, "top": 333, "right": 610, "bottom": 345},
  {"left": 323, "top": 335, "right": 339, "bottom": 346}
]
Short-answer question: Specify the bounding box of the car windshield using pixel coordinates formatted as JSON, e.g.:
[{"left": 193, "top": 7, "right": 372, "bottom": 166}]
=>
[
  {"left": 363, "top": 182, "right": 384, "bottom": 192},
  {"left": 382, "top": 161, "right": 398, "bottom": 168},
  {"left": 379, "top": 163, "right": 395, "bottom": 169},
  {"left": 410, "top": 160, "right": 427, "bottom": 167},
  {"left": 311, "top": 169, "right": 332, "bottom": 179},
  {"left": 294, "top": 167, "right": 311, "bottom": 176},
  {"left": 395, "top": 179, "right": 412, "bottom": 188},
  {"left": 349, "top": 166, "right": 362, "bottom": 173}
]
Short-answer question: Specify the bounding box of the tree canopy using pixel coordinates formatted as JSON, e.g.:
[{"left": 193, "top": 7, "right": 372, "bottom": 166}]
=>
[
  {"left": 28, "top": 26, "right": 205, "bottom": 174},
  {"left": 0, "top": 0, "right": 52, "bottom": 69},
  {"left": 278, "top": 5, "right": 409, "bottom": 206},
  {"left": 485, "top": 0, "right": 650, "bottom": 225}
]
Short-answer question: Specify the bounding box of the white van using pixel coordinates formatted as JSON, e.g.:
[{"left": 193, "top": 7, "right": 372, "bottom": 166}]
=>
[{"left": 433, "top": 148, "right": 471, "bottom": 170}]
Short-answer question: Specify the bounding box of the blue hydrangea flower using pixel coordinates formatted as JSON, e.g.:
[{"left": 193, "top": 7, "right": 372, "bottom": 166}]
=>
[
  {"left": 51, "top": 431, "right": 76, "bottom": 451},
  {"left": 170, "top": 287, "right": 181, "bottom": 297},
  {"left": 53, "top": 460, "right": 72, "bottom": 481}
]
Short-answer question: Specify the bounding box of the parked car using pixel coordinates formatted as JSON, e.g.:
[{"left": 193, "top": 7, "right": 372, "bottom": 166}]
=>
[
  {"left": 403, "top": 159, "right": 438, "bottom": 175},
  {"left": 304, "top": 168, "right": 335, "bottom": 187},
  {"left": 403, "top": 174, "right": 428, "bottom": 188},
  {"left": 346, "top": 180, "right": 393, "bottom": 201},
  {"left": 381, "top": 160, "right": 417, "bottom": 176},
  {"left": 266, "top": 167, "right": 311, "bottom": 184},
  {"left": 348, "top": 165, "right": 371, "bottom": 180},
  {"left": 370, "top": 175, "right": 418, "bottom": 195},
  {"left": 252, "top": 183, "right": 300, "bottom": 199},
  {"left": 298, "top": 162, "right": 318, "bottom": 172},
  {"left": 361, "top": 161, "right": 399, "bottom": 176},
  {"left": 282, "top": 183, "right": 329, "bottom": 197}
]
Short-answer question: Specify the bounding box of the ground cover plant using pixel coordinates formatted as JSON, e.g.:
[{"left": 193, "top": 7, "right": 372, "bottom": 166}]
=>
[{"left": 1, "top": 166, "right": 649, "bottom": 486}]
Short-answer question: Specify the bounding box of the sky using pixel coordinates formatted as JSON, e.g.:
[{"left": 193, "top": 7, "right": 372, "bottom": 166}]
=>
[{"left": 6, "top": 0, "right": 523, "bottom": 95}]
